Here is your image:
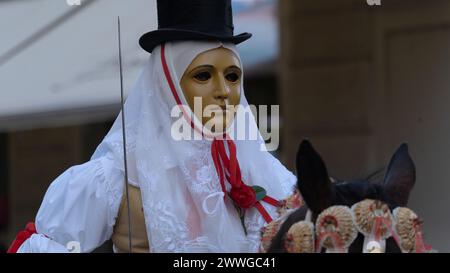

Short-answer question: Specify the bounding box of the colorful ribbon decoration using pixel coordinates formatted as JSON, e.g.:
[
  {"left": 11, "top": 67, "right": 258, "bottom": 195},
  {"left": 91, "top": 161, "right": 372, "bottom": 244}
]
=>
[
  {"left": 315, "top": 231, "right": 345, "bottom": 253},
  {"left": 412, "top": 220, "right": 433, "bottom": 253},
  {"left": 315, "top": 215, "right": 345, "bottom": 252},
  {"left": 211, "top": 137, "right": 280, "bottom": 223},
  {"left": 371, "top": 215, "right": 402, "bottom": 251},
  {"left": 7, "top": 222, "right": 37, "bottom": 253},
  {"left": 369, "top": 203, "right": 403, "bottom": 252}
]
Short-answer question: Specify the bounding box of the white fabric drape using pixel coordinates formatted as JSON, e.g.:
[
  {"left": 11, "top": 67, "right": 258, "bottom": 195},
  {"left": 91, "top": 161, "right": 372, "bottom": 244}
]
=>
[{"left": 18, "top": 41, "right": 296, "bottom": 253}]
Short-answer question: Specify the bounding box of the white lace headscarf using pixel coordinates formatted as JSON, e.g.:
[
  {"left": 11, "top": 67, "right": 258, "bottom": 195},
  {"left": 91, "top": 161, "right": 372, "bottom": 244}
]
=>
[{"left": 92, "top": 41, "right": 296, "bottom": 252}]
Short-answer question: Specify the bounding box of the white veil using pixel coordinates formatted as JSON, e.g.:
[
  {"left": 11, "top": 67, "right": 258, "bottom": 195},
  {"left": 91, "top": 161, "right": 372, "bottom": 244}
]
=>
[{"left": 92, "top": 41, "right": 296, "bottom": 252}]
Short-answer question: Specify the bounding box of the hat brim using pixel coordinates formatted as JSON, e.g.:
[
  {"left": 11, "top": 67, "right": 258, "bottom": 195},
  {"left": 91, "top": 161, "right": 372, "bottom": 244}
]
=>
[{"left": 139, "top": 29, "right": 252, "bottom": 53}]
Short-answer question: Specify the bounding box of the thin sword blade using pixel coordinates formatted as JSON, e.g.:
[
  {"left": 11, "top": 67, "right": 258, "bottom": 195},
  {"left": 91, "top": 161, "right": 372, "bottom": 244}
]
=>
[{"left": 118, "top": 16, "right": 133, "bottom": 253}]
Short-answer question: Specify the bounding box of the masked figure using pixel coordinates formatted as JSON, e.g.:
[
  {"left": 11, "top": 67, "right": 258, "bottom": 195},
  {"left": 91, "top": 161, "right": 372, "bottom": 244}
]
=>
[{"left": 8, "top": 0, "right": 296, "bottom": 253}]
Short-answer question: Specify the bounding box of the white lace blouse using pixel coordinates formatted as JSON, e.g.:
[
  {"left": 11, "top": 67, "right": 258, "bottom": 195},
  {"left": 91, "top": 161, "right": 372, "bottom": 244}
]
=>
[{"left": 18, "top": 155, "right": 124, "bottom": 253}]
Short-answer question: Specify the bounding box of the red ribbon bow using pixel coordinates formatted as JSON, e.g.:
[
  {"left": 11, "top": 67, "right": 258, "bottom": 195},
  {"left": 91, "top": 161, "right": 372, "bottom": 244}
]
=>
[{"left": 211, "top": 137, "right": 280, "bottom": 223}]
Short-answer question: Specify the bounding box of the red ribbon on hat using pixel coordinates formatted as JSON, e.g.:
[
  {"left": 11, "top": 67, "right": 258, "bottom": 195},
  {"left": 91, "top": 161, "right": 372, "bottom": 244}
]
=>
[{"left": 161, "top": 43, "right": 280, "bottom": 224}]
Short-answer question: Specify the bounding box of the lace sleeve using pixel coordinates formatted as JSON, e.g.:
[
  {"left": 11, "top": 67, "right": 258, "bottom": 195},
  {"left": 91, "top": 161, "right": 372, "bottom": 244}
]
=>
[{"left": 18, "top": 156, "right": 124, "bottom": 253}]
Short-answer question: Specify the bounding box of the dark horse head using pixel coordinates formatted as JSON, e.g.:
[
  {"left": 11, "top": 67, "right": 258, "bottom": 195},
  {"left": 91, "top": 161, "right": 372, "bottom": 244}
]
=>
[{"left": 268, "top": 140, "right": 416, "bottom": 253}]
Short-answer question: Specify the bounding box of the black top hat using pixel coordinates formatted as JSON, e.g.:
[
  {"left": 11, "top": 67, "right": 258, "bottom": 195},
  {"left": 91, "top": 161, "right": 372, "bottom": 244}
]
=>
[{"left": 139, "top": 0, "right": 252, "bottom": 53}]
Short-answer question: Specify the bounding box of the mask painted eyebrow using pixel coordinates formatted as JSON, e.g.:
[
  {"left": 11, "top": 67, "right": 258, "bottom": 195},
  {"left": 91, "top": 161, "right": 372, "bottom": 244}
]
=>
[
  {"left": 226, "top": 65, "right": 242, "bottom": 72},
  {"left": 189, "top": 64, "right": 241, "bottom": 74},
  {"left": 190, "top": 65, "right": 213, "bottom": 72}
]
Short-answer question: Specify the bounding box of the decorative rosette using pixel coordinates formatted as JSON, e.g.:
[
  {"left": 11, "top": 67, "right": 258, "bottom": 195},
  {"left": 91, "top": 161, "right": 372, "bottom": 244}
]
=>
[
  {"left": 284, "top": 221, "right": 315, "bottom": 253},
  {"left": 277, "top": 190, "right": 303, "bottom": 217},
  {"left": 393, "top": 207, "right": 417, "bottom": 252},
  {"left": 315, "top": 206, "right": 358, "bottom": 253},
  {"left": 393, "top": 207, "right": 434, "bottom": 253},
  {"left": 259, "top": 220, "right": 282, "bottom": 253},
  {"left": 352, "top": 199, "right": 394, "bottom": 253},
  {"left": 352, "top": 199, "right": 393, "bottom": 239}
]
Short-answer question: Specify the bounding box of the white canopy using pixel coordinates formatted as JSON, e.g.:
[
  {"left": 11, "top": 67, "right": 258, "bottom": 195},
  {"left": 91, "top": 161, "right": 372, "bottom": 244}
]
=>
[{"left": 0, "top": 0, "right": 278, "bottom": 131}]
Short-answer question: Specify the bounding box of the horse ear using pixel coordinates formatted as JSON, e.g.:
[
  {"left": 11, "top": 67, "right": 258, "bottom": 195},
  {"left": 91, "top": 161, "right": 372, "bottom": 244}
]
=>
[
  {"left": 296, "top": 139, "right": 333, "bottom": 214},
  {"left": 383, "top": 143, "right": 416, "bottom": 206}
]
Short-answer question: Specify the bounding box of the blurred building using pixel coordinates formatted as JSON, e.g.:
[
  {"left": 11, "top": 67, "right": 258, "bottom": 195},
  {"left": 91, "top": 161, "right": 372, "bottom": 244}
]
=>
[
  {"left": 279, "top": 0, "right": 450, "bottom": 251},
  {"left": 0, "top": 0, "right": 280, "bottom": 251}
]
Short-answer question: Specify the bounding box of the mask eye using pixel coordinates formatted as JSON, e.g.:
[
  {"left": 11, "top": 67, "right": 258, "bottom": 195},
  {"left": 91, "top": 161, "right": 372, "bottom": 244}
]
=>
[
  {"left": 193, "top": 71, "right": 211, "bottom": 82},
  {"left": 225, "top": 72, "right": 240, "bottom": 83}
]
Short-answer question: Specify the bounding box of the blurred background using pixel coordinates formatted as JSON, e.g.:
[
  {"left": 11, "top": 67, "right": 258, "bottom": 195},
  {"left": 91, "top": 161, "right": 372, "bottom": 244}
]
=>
[{"left": 0, "top": 0, "right": 449, "bottom": 252}]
